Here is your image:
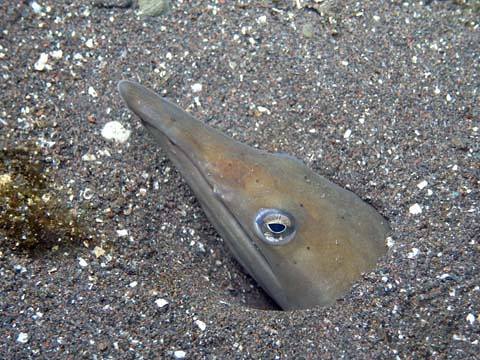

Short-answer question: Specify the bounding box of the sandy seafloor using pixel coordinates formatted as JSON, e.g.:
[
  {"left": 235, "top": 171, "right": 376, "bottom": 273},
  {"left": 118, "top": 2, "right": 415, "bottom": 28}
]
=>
[{"left": 0, "top": 0, "right": 479, "bottom": 358}]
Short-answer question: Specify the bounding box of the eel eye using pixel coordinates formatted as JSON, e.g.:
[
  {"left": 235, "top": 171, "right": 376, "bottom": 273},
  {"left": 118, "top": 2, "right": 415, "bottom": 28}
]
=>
[{"left": 254, "top": 209, "right": 296, "bottom": 245}]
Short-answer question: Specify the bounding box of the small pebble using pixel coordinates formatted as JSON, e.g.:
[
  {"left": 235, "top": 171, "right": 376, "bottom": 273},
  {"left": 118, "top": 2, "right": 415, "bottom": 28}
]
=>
[
  {"left": 138, "top": 0, "right": 171, "bottom": 17},
  {"left": 191, "top": 83, "right": 202, "bottom": 93},
  {"left": 88, "top": 86, "right": 98, "bottom": 97},
  {"left": 101, "top": 121, "right": 131, "bottom": 143},
  {"left": 256, "top": 106, "right": 271, "bottom": 114},
  {"left": 386, "top": 237, "right": 395, "bottom": 248},
  {"left": 78, "top": 258, "right": 88, "bottom": 267},
  {"left": 173, "top": 350, "right": 186, "bottom": 359},
  {"left": 0, "top": 173, "right": 12, "bottom": 187},
  {"left": 302, "top": 23, "right": 314, "bottom": 38},
  {"left": 85, "top": 39, "right": 94, "bottom": 48},
  {"left": 116, "top": 229, "right": 128, "bottom": 237},
  {"left": 195, "top": 319, "right": 206, "bottom": 331},
  {"left": 30, "top": 1, "right": 42, "bottom": 14},
  {"left": 82, "top": 153, "right": 97, "bottom": 162},
  {"left": 466, "top": 313, "right": 475, "bottom": 325},
  {"left": 407, "top": 248, "right": 420, "bottom": 259},
  {"left": 17, "top": 332, "right": 29, "bottom": 344},
  {"left": 409, "top": 203, "right": 422, "bottom": 215},
  {"left": 343, "top": 129, "right": 352, "bottom": 139},
  {"left": 155, "top": 298, "right": 169, "bottom": 308},
  {"left": 417, "top": 180, "right": 428, "bottom": 190},
  {"left": 257, "top": 15, "right": 267, "bottom": 24},
  {"left": 34, "top": 53, "right": 49, "bottom": 71},
  {"left": 93, "top": 246, "right": 105, "bottom": 258},
  {"left": 50, "top": 49, "right": 63, "bottom": 59}
]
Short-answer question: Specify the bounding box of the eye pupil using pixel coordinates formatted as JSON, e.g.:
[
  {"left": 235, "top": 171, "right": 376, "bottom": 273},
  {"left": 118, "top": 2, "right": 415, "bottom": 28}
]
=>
[
  {"left": 267, "top": 223, "right": 286, "bottom": 233},
  {"left": 254, "top": 209, "right": 296, "bottom": 246}
]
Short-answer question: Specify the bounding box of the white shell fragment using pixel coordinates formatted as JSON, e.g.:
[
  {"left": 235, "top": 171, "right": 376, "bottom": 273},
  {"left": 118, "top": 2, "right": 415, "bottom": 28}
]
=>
[
  {"left": 116, "top": 229, "right": 128, "bottom": 237},
  {"left": 407, "top": 248, "right": 420, "bottom": 259},
  {"left": 173, "top": 350, "right": 186, "bottom": 359},
  {"left": 466, "top": 313, "right": 475, "bottom": 325},
  {"left": 155, "top": 298, "right": 169, "bottom": 308},
  {"left": 50, "top": 49, "right": 63, "bottom": 59},
  {"left": 101, "top": 121, "right": 131, "bottom": 143},
  {"left": 34, "top": 53, "right": 50, "bottom": 71},
  {"left": 78, "top": 257, "right": 88, "bottom": 267},
  {"left": 30, "top": 1, "right": 43, "bottom": 14},
  {"left": 88, "top": 86, "right": 98, "bottom": 97},
  {"left": 409, "top": 203, "right": 422, "bottom": 215},
  {"left": 17, "top": 332, "right": 29, "bottom": 344},
  {"left": 386, "top": 237, "right": 395, "bottom": 248},
  {"left": 194, "top": 319, "right": 206, "bottom": 331},
  {"left": 417, "top": 180, "right": 428, "bottom": 190},
  {"left": 93, "top": 246, "right": 106, "bottom": 258},
  {"left": 191, "top": 83, "right": 203, "bottom": 93},
  {"left": 85, "top": 38, "right": 94, "bottom": 49}
]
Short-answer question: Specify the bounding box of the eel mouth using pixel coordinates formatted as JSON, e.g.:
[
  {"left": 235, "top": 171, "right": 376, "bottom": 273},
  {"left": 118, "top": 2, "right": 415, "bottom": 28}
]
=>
[{"left": 118, "top": 80, "right": 285, "bottom": 306}]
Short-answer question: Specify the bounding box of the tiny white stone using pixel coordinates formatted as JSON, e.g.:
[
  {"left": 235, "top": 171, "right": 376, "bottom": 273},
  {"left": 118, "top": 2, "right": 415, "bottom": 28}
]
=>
[
  {"left": 427, "top": 189, "right": 433, "bottom": 196},
  {"left": 173, "top": 350, "right": 186, "bottom": 359},
  {"left": 386, "top": 237, "right": 395, "bottom": 248},
  {"left": 93, "top": 246, "right": 105, "bottom": 258},
  {"left": 82, "top": 153, "right": 97, "bottom": 161},
  {"left": 341, "top": 60, "right": 349, "bottom": 66},
  {"left": 85, "top": 38, "right": 94, "bottom": 48},
  {"left": 82, "top": 188, "right": 94, "bottom": 200},
  {"left": 191, "top": 83, "right": 202, "bottom": 93},
  {"left": 0, "top": 173, "right": 12, "bottom": 186},
  {"left": 446, "top": 93, "right": 452, "bottom": 102},
  {"left": 30, "top": 1, "right": 42, "bottom": 14},
  {"left": 17, "top": 332, "right": 29, "bottom": 343},
  {"left": 101, "top": 121, "right": 131, "bottom": 143},
  {"left": 73, "top": 53, "right": 84, "bottom": 61},
  {"left": 116, "top": 229, "right": 128, "bottom": 237},
  {"left": 129, "top": 281, "right": 138, "bottom": 288},
  {"left": 256, "top": 106, "right": 271, "bottom": 114},
  {"left": 308, "top": 129, "right": 317, "bottom": 134},
  {"left": 33, "top": 311, "right": 43, "bottom": 320},
  {"left": 407, "top": 248, "right": 420, "bottom": 259},
  {"left": 50, "top": 49, "right": 63, "bottom": 59},
  {"left": 155, "top": 298, "right": 169, "bottom": 308},
  {"left": 434, "top": 87, "right": 441, "bottom": 95},
  {"left": 343, "top": 129, "right": 352, "bottom": 139},
  {"left": 417, "top": 180, "right": 428, "bottom": 190},
  {"left": 411, "top": 56, "right": 417, "bottom": 64},
  {"left": 78, "top": 257, "right": 88, "bottom": 267},
  {"left": 373, "top": 15, "right": 380, "bottom": 21},
  {"left": 34, "top": 53, "right": 49, "bottom": 71},
  {"left": 452, "top": 164, "right": 458, "bottom": 171},
  {"left": 466, "top": 313, "right": 475, "bottom": 325},
  {"left": 409, "top": 203, "right": 422, "bottom": 215},
  {"left": 88, "top": 86, "right": 98, "bottom": 97},
  {"left": 257, "top": 15, "right": 267, "bottom": 24},
  {"left": 194, "top": 319, "right": 206, "bottom": 331}
]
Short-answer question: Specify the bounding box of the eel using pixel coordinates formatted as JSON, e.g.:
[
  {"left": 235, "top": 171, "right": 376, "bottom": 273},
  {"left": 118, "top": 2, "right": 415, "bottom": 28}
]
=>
[{"left": 118, "top": 80, "right": 390, "bottom": 310}]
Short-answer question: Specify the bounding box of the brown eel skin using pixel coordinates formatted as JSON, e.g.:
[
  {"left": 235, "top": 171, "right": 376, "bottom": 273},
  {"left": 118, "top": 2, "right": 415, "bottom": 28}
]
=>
[{"left": 118, "top": 80, "right": 390, "bottom": 310}]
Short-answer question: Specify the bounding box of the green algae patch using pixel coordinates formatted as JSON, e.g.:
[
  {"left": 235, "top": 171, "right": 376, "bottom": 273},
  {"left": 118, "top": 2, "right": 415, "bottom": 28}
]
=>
[{"left": 0, "top": 145, "right": 89, "bottom": 254}]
